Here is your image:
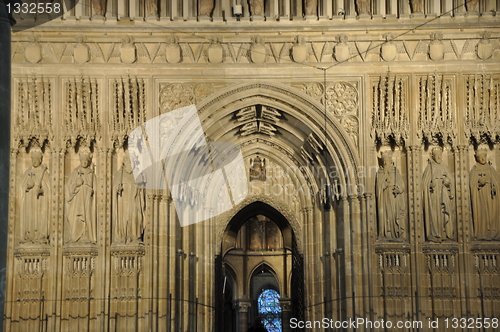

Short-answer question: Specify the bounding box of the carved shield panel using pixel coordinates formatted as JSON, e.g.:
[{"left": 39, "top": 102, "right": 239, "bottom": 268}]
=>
[
  {"left": 334, "top": 43, "right": 350, "bottom": 62},
  {"left": 250, "top": 44, "right": 267, "bottom": 63},
  {"left": 25, "top": 43, "right": 42, "bottom": 64},
  {"left": 477, "top": 41, "right": 493, "bottom": 60},
  {"left": 292, "top": 44, "right": 307, "bottom": 63},
  {"left": 166, "top": 44, "right": 182, "bottom": 64},
  {"left": 381, "top": 42, "right": 397, "bottom": 62},
  {"left": 429, "top": 42, "right": 444, "bottom": 61},
  {"left": 208, "top": 44, "right": 223, "bottom": 64},
  {"left": 120, "top": 44, "right": 137, "bottom": 64},
  {"left": 73, "top": 43, "right": 90, "bottom": 64}
]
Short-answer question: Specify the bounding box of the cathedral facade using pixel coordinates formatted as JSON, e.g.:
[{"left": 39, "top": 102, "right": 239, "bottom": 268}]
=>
[{"left": 5, "top": 0, "right": 500, "bottom": 331}]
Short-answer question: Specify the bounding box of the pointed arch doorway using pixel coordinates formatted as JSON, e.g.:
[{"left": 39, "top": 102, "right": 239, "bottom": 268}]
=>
[{"left": 216, "top": 202, "right": 304, "bottom": 332}]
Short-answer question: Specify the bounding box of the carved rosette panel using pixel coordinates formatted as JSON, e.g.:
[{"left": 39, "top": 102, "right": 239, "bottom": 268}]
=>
[
  {"left": 465, "top": 74, "right": 500, "bottom": 143},
  {"left": 417, "top": 74, "right": 455, "bottom": 145},
  {"left": 425, "top": 249, "right": 458, "bottom": 298},
  {"left": 473, "top": 251, "right": 500, "bottom": 299},
  {"left": 377, "top": 249, "right": 410, "bottom": 298},
  {"left": 159, "top": 83, "right": 219, "bottom": 113},
  {"left": 371, "top": 74, "right": 409, "bottom": 145},
  {"left": 15, "top": 77, "right": 53, "bottom": 147},
  {"left": 111, "top": 77, "right": 147, "bottom": 147},
  {"left": 64, "top": 78, "right": 101, "bottom": 147}
]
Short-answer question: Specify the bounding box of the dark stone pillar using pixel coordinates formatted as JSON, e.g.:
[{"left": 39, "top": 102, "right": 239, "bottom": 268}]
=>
[{"left": 0, "top": 1, "right": 11, "bottom": 331}]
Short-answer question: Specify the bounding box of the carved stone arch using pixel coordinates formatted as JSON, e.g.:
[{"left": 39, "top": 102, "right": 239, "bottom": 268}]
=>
[
  {"left": 223, "top": 262, "right": 239, "bottom": 299},
  {"left": 248, "top": 263, "right": 282, "bottom": 299},
  {"left": 196, "top": 81, "right": 361, "bottom": 189},
  {"left": 217, "top": 197, "right": 303, "bottom": 255}
]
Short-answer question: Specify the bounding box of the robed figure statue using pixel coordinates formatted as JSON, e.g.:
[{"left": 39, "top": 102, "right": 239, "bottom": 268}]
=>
[
  {"left": 422, "top": 147, "right": 456, "bottom": 242},
  {"left": 469, "top": 149, "right": 500, "bottom": 240},
  {"left": 65, "top": 148, "right": 97, "bottom": 244},
  {"left": 20, "top": 148, "right": 50, "bottom": 244},
  {"left": 112, "top": 155, "right": 146, "bottom": 244},
  {"left": 376, "top": 151, "right": 406, "bottom": 240}
]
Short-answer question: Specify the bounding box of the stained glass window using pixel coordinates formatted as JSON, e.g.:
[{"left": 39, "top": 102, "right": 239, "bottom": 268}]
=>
[{"left": 257, "top": 289, "right": 282, "bottom": 332}]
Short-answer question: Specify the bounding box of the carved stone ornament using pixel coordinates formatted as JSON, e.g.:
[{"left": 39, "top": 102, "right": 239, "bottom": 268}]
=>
[
  {"left": 25, "top": 39, "right": 42, "bottom": 64},
  {"left": 466, "top": 0, "right": 479, "bottom": 12},
  {"left": 381, "top": 34, "right": 397, "bottom": 62},
  {"left": 477, "top": 32, "right": 493, "bottom": 60},
  {"left": 145, "top": 0, "right": 159, "bottom": 18},
  {"left": 428, "top": 33, "right": 445, "bottom": 61},
  {"left": 355, "top": 0, "right": 371, "bottom": 15},
  {"left": 120, "top": 36, "right": 137, "bottom": 64},
  {"left": 326, "top": 81, "right": 358, "bottom": 116},
  {"left": 165, "top": 36, "right": 182, "bottom": 64},
  {"left": 249, "top": 36, "right": 267, "bottom": 64},
  {"left": 292, "top": 35, "right": 307, "bottom": 63},
  {"left": 73, "top": 37, "right": 90, "bottom": 64},
  {"left": 334, "top": 34, "right": 350, "bottom": 62},
  {"left": 208, "top": 37, "right": 224, "bottom": 64}
]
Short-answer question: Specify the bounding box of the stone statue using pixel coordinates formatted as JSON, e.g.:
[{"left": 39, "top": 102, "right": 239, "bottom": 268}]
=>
[
  {"left": 304, "top": 0, "right": 318, "bottom": 16},
  {"left": 20, "top": 148, "right": 50, "bottom": 244},
  {"left": 355, "top": 0, "right": 371, "bottom": 15},
  {"left": 65, "top": 148, "right": 97, "bottom": 244},
  {"left": 466, "top": 0, "right": 479, "bottom": 12},
  {"left": 145, "top": 0, "right": 158, "bottom": 17},
  {"left": 198, "top": 0, "right": 214, "bottom": 17},
  {"left": 376, "top": 151, "right": 406, "bottom": 240},
  {"left": 409, "top": 0, "right": 424, "bottom": 13},
  {"left": 248, "top": 0, "right": 264, "bottom": 16},
  {"left": 469, "top": 149, "right": 499, "bottom": 240},
  {"left": 422, "top": 147, "right": 455, "bottom": 242},
  {"left": 91, "top": 0, "right": 107, "bottom": 16},
  {"left": 249, "top": 156, "right": 266, "bottom": 181},
  {"left": 112, "top": 155, "right": 146, "bottom": 244}
]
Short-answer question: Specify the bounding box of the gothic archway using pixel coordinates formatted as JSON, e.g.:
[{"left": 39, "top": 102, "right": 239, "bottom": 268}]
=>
[{"left": 216, "top": 202, "right": 303, "bottom": 332}]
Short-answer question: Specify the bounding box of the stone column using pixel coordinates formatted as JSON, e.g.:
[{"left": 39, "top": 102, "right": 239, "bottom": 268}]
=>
[
  {"left": 0, "top": 2, "right": 11, "bottom": 329},
  {"left": 233, "top": 300, "right": 251, "bottom": 332},
  {"left": 281, "top": 298, "right": 292, "bottom": 332}
]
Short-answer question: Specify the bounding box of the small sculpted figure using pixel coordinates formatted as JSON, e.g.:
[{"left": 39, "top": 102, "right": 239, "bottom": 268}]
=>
[
  {"left": 248, "top": 0, "right": 264, "bottom": 16},
  {"left": 469, "top": 149, "right": 500, "bottom": 240},
  {"left": 376, "top": 151, "right": 406, "bottom": 240},
  {"left": 20, "top": 148, "right": 50, "bottom": 244},
  {"left": 423, "top": 147, "right": 456, "bottom": 242},
  {"left": 65, "top": 148, "right": 97, "bottom": 244}
]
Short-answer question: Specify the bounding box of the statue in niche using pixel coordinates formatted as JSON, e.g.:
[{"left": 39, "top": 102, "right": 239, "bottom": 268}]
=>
[
  {"left": 20, "top": 148, "right": 50, "bottom": 244},
  {"left": 409, "top": 0, "right": 424, "bottom": 13},
  {"left": 145, "top": 0, "right": 158, "bottom": 17},
  {"left": 250, "top": 156, "right": 266, "bottom": 181},
  {"left": 91, "top": 0, "right": 107, "bottom": 16},
  {"left": 355, "top": 0, "right": 371, "bottom": 15},
  {"left": 198, "top": 0, "right": 214, "bottom": 17},
  {"left": 469, "top": 149, "right": 499, "bottom": 240},
  {"left": 65, "top": 147, "right": 97, "bottom": 244},
  {"left": 304, "top": 0, "right": 318, "bottom": 16},
  {"left": 248, "top": 0, "right": 264, "bottom": 16},
  {"left": 376, "top": 151, "right": 406, "bottom": 241},
  {"left": 112, "top": 154, "right": 146, "bottom": 244},
  {"left": 422, "top": 147, "right": 455, "bottom": 242},
  {"left": 466, "top": 0, "right": 479, "bottom": 12}
]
